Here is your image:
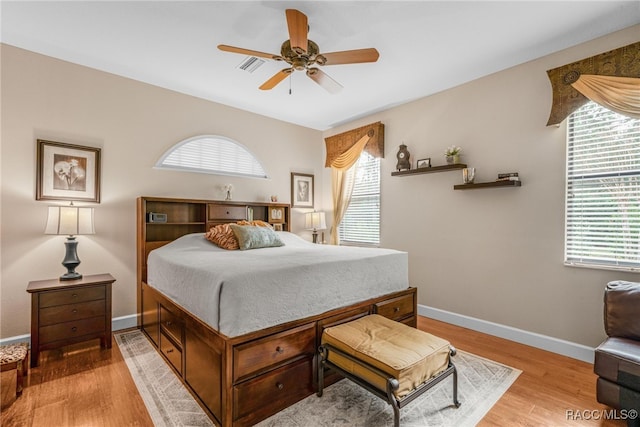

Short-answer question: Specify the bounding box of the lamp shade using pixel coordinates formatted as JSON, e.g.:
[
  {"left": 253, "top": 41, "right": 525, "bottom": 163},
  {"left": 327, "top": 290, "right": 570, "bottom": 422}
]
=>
[
  {"left": 305, "top": 211, "right": 326, "bottom": 231},
  {"left": 45, "top": 206, "right": 95, "bottom": 236}
]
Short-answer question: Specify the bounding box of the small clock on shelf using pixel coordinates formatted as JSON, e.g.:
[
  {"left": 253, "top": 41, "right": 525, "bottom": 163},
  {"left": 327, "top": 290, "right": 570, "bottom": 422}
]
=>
[{"left": 396, "top": 144, "right": 411, "bottom": 171}]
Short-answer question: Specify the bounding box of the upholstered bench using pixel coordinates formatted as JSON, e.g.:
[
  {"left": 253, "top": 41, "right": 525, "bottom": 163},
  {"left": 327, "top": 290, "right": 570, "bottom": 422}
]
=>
[
  {"left": 0, "top": 342, "right": 29, "bottom": 397},
  {"left": 318, "top": 314, "right": 460, "bottom": 427}
]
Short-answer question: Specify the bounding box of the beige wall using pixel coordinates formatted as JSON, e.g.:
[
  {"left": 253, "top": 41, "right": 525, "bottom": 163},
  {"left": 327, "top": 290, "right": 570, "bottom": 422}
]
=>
[
  {"left": 323, "top": 25, "right": 640, "bottom": 348},
  {"left": 0, "top": 45, "right": 323, "bottom": 338}
]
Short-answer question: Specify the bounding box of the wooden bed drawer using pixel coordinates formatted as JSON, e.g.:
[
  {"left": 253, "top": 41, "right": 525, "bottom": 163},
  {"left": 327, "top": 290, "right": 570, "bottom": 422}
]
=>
[
  {"left": 39, "top": 316, "right": 105, "bottom": 344},
  {"left": 39, "top": 300, "right": 106, "bottom": 326},
  {"left": 208, "top": 205, "right": 246, "bottom": 222},
  {"left": 39, "top": 285, "right": 105, "bottom": 308},
  {"left": 233, "top": 322, "right": 315, "bottom": 382},
  {"left": 374, "top": 293, "right": 415, "bottom": 321},
  {"left": 160, "top": 305, "right": 183, "bottom": 344},
  {"left": 160, "top": 332, "right": 182, "bottom": 375},
  {"left": 233, "top": 356, "right": 313, "bottom": 424}
]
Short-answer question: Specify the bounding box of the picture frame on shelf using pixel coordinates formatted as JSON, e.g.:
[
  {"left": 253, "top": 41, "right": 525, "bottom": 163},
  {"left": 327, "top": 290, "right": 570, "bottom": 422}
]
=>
[
  {"left": 291, "top": 172, "right": 314, "bottom": 208},
  {"left": 273, "top": 223, "right": 283, "bottom": 231},
  {"left": 268, "top": 206, "right": 285, "bottom": 223},
  {"left": 36, "top": 139, "right": 101, "bottom": 202},
  {"left": 417, "top": 158, "right": 431, "bottom": 168}
]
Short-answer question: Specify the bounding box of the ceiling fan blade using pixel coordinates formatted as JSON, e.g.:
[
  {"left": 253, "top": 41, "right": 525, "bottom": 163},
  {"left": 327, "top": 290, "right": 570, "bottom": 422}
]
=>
[
  {"left": 285, "top": 9, "right": 308, "bottom": 54},
  {"left": 317, "top": 48, "right": 380, "bottom": 66},
  {"left": 218, "top": 44, "right": 280, "bottom": 60},
  {"left": 306, "top": 68, "right": 343, "bottom": 94},
  {"left": 259, "top": 68, "right": 292, "bottom": 90}
]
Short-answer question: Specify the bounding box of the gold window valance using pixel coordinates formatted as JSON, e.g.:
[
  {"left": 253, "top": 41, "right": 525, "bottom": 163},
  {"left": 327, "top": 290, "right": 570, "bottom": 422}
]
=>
[
  {"left": 546, "top": 41, "right": 640, "bottom": 126},
  {"left": 325, "top": 121, "right": 385, "bottom": 169}
]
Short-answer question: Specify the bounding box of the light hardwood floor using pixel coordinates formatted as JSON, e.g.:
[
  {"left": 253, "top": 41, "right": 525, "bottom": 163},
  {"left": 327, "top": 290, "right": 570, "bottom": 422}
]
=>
[{"left": 1, "top": 317, "right": 625, "bottom": 427}]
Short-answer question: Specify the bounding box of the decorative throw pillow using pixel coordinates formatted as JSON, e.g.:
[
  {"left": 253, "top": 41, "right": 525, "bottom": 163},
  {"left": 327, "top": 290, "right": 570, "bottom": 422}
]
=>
[
  {"left": 236, "top": 220, "right": 273, "bottom": 228},
  {"left": 229, "top": 224, "right": 285, "bottom": 250},
  {"left": 204, "top": 223, "right": 240, "bottom": 250}
]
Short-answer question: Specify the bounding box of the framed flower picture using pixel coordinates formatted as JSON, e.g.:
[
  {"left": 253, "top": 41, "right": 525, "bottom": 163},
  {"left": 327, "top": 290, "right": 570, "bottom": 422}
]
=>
[
  {"left": 291, "top": 172, "right": 314, "bottom": 208},
  {"left": 36, "top": 139, "right": 101, "bottom": 203}
]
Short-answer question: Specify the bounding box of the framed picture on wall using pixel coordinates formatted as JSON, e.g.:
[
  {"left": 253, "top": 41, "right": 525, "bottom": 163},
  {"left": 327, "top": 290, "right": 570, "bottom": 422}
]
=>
[
  {"left": 273, "top": 223, "right": 283, "bottom": 231},
  {"left": 36, "top": 139, "right": 101, "bottom": 203},
  {"left": 268, "top": 206, "right": 285, "bottom": 223},
  {"left": 291, "top": 172, "right": 314, "bottom": 208}
]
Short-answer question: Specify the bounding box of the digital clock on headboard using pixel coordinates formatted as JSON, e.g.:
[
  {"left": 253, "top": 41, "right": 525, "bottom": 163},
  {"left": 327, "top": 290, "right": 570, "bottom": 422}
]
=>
[{"left": 147, "top": 212, "right": 167, "bottom": 223}]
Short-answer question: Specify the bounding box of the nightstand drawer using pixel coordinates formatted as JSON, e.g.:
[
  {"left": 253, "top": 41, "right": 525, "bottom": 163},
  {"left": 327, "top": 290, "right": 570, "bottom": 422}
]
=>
[
  {"left": 39, "top": 300, "right": 106, "bottom": 326},
  {"left": 373, "top": 293, "right": 414, "bottom": 321},
  {"left": 39, "top": 286, "right": 105, "bottom": 308},
  {"left": 39, "top": 316, "right": 106, "bottom": 344}
]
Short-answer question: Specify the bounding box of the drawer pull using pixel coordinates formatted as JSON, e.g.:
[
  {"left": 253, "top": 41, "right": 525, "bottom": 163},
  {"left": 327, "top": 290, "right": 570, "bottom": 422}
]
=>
[
  {"left": 72, "top": 309, "right": 78, "bottom": 314},
  {"left": 166, "top": 321, "right": 172, "bottom": 326},
  {"left": 276, "top": 382, "right": 284, "bottom": 390},
  {"left": 275, "top": 346, "right": 285, "bottom": 354},
  {"left": 394, "top": 307, "right": 400, "bottom": 313},
  {"left": 72, "top": 293, "right": 78, "bottom": 298},
  {"left": 166, "top": 348, "right": 174, "bottom": 354},
  {"left": 71, "top": 326, "right": 78, "bottom": 332}
]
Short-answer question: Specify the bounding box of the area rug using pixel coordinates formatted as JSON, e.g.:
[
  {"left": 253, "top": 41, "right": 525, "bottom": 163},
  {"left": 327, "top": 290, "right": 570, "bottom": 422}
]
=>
[
  {"left": 116, "top": 329, "right": 521, "bottom": 427},
  {"left": 115, "top": 330, "right": 215, "bottom": 427}
]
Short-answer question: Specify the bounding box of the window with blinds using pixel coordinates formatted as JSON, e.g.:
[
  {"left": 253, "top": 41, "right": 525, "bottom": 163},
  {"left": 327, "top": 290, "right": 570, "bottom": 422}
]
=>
[
  {"left": 565, "top": 101, "right": 640, "bottom": 271},
  {"left": 155, "top": 135, "right": 268, "bottom": 178},
  {"left": 339, "top": 152, "right": 380, "bottom": 246}
]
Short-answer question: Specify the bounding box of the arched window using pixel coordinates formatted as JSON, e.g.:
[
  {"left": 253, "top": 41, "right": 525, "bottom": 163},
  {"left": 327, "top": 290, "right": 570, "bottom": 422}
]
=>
[{"left": 155, "top": 135, "right": 268, "bottom": 178}]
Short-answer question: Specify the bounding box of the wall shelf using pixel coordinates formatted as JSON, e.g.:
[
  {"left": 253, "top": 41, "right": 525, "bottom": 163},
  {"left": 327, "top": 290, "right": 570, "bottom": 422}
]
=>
[
  {"left": 454, "top": 180, "right": 522, "bottom": 190},
  {"left": 391, "top": 163, "right": 467, "bottom": 176}
]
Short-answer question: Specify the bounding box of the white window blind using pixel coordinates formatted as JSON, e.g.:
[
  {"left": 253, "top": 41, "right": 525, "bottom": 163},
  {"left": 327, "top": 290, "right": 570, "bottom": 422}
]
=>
[
  {"left": 565, "top": 102, "right": 640, "bottom": 271},
  {"left": 339, "top": 152, "right": 380, "bottom": 246},
  {"left": 155, "top": 135, "right": 268, "bottom": 178}
]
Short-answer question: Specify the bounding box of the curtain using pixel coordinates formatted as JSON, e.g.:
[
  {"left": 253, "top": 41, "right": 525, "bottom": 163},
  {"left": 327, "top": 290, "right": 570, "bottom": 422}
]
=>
[
  {"left": 325, "top": 122, "right": 384, "bottom": 244},
  {"left": 546, "top": 41, "right": 640, "bottom": 126},
  {"left": 328, "top": 133, "right": 371, "bottom": 244},
  {"left": 329, "top": 165, "right": 356, "bottom": 245},
  {"left": 571, "top": 75, "right": 640, "bottom": 120}
]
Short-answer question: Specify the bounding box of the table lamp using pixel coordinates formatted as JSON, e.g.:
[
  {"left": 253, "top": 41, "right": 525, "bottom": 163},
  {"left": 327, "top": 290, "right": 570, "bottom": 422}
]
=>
[
  {"left": 305, "top": 211, "right": 326, "bottom": 244},
  {"left": 45, "top": 203, "right": 95, "bottom": 281}
]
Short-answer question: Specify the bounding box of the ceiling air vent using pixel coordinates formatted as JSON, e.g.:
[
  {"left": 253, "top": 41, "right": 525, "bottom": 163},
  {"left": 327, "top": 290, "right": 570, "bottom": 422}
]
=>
[{"left": 237, "top": 56, "right": 265, "bottom": 73}]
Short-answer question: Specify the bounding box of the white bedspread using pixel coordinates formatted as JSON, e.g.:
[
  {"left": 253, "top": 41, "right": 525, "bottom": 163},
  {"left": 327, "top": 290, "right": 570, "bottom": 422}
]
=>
[{"left": 147, "top": 232, "right": 409, "bottom": 337}]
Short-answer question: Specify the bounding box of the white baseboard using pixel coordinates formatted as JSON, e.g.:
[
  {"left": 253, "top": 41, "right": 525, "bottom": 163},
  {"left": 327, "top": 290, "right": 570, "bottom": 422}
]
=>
[
  {"left": 419, "top": 304, "right": 595, "bottom": 364},
  {"left": 0, "top": 314, "right": 138, "bottom": 347},
  {"left": 112, "top": 314, "right": 138, "bottom": 331},
  {"left": 0, "top": 334, "right": 31, "bottom": 347}
]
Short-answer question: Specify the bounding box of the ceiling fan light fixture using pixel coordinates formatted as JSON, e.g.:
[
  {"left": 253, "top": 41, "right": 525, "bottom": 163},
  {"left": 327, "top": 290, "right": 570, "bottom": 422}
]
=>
[{"left": 292, "top": 58, "right": 306, "bottom": 71}]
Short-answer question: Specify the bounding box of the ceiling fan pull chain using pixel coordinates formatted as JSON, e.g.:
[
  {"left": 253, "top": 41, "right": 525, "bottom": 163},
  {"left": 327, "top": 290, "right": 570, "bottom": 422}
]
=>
[{"left": 289, "top": 73, "right": 292, "bottom": 95}]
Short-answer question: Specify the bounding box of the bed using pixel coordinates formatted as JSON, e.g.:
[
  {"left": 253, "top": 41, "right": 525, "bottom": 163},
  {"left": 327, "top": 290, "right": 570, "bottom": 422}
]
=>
[{"left": 136, "top": 196, "right": 417, "bottom": 426}]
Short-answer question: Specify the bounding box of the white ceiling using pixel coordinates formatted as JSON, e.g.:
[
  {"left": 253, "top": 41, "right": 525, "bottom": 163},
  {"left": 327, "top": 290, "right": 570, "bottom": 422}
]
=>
[{"left": 2, "top": 1, "right": 639, "bottom": 130}]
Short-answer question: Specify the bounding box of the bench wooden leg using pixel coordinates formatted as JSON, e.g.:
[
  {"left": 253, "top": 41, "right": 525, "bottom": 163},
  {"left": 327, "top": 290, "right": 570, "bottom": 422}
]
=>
[{"left": 16, "top": 361, "right": 23, "bottom": 396}]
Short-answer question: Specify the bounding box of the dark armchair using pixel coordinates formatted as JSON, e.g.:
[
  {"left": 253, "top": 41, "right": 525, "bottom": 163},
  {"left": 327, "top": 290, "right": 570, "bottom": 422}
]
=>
[{"left": 594, "top": 281, "right": 640, "bottom": 425}]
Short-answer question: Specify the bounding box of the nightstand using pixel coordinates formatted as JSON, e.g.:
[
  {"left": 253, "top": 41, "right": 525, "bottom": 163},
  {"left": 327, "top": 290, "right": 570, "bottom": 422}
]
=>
[{"left": 27, "top": 273, "right": 115, "bottom": 368}]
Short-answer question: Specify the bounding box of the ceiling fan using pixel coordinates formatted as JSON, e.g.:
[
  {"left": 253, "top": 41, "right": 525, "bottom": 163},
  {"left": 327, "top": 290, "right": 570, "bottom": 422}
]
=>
[{"left": 218, "top": 9, "right": 379, "bottom": 94}]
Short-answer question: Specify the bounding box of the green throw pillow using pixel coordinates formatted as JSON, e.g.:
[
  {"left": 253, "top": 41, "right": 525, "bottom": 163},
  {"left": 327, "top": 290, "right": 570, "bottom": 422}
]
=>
[{"left": 229, "top": 224, "right": 285, "bottom": 250}]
